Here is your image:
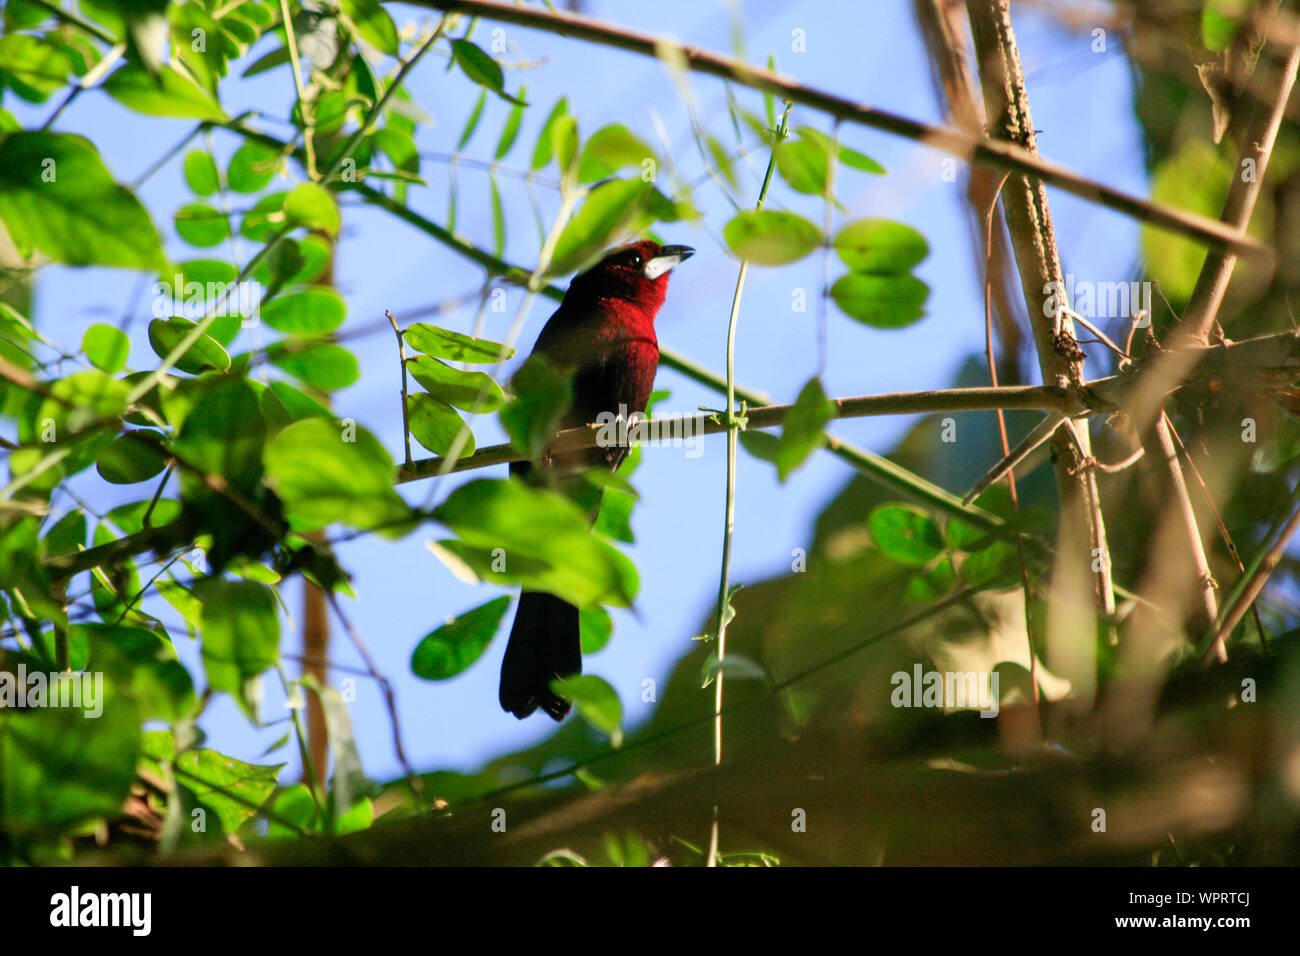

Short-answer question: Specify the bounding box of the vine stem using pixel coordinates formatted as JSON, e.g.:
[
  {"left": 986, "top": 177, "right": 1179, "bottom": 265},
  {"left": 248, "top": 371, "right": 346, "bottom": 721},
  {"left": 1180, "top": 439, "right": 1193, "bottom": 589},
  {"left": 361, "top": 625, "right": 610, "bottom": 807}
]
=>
[
  {"left": 279, "top": 0, "right": 318, "bottom": 181},
  {"left": 708, "top": 101, "right": 791, "bottom": 868}
]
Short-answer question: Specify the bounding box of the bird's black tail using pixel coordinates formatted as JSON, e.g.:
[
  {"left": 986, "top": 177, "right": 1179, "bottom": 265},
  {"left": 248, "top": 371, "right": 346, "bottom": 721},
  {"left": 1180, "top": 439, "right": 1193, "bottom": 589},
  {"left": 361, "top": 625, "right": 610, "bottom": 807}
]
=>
[{"left": 499, "top": 591, "right": 581, "bottom": 720}]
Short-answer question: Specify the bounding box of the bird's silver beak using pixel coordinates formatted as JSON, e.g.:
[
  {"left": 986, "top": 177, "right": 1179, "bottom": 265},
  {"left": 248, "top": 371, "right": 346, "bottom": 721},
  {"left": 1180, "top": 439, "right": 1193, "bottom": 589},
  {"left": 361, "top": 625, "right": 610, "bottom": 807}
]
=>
[{"left": 643, "top": 245, "right": 695, "bottom": 280}]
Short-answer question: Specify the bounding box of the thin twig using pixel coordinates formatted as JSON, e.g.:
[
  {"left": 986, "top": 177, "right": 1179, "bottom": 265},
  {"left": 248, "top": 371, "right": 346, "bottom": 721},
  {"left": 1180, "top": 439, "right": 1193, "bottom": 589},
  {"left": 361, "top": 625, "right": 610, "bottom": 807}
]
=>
[
  {"left": 324, "top": 592, "right": 426, "bottom": 808},
  {"left": 1205, "top": 489, "right": 1300, "bottom": 658},
  {"left": 386, "top": 311, "right": 413, "bottom": 469}
]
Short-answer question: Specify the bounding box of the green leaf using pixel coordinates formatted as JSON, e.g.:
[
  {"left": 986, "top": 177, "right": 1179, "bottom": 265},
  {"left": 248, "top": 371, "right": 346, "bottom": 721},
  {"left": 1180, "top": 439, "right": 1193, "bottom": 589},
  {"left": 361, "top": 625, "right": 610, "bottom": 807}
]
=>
[
  {"left": 905, "top": 553, "right": 956, "bottom": 602},
  {"left": 775, "top": 131, "right": 830, "bottom": 195},
  {"left": 269, "top": 379, "right": 334, "bottom": 421},
  {"left": 833, "top": 219, "right": 928, "bottom": 274},
  {"left": 167, "top": 259, "right": 244, "bottom": 339},
  {"left": 96, "top": 429, "right": 169, "bottom": 484},
  {"left": 260, "top": 288, "right": 346, "bottom": 334},
  {"left": 798, "top": 126, "right": 885, "bottom": 175},
  {"left": 500, "top": 354, "right": 572, "bottom": 459},
  {"left": 227, "top": 140, "right": 279, "bottom": 194},
  {"left": 960, "top": 539, "right": 1020, "bottom": 588},
  {"left": 530, "top": 97, "right": 569, "bottom": 170},
  {"left": 776, "top": 376, "right": 836, "bottom": 481},
  {"left": 175, "top": 747, "right": 282, "bottom": 834},
  {"left": 433, "top": 479, "right": 638, "bottom": 608},
  {"left": 267, "top": 783, "right": 319, "bottom": 835},
  {"left": 706, "top": 133, "right": 738, "bottom": 188},
  {"left": 553, "top": 114, "right": 579, "bottom": 175},
  {"left": 33, "top": 372, "right": 128, "bottom": 443},
  {"left": 263, "top": 417, "right": 411, "bottom": 533},
  {"left": 0, "top": 670, "right": 141, "bottom": 838},
  {"left": 411, "top": 595, "right": 512, "bottom": 680},
  {"left": 0, "top": 34, "right": 73, "bottom": 102},
  {"left": 577, "top": 124, "right": 656, "bottom": 183},
  {"left": 404, "top": 323, "right": 515, "bottom": 363},
  {"left": 82, "top": 323, "right": 130, "bottom": 373},
  {"left": 253, "top": 234, "right": 329, "bottom": 290},
  {"left": 723, "top": 210, "right": 821, "bottom": 265},
  {"left": 457, "top": 89, "right": 487, "bottom": 151},
  {"left": 42, "top": 507, "right": 86, "bottom": 558},
  {"left": 240, "top": 191, "right": 288, "bottom": 241},
  {"left": 451, "top": 39, "right": 521, "bottom": 103},
  {"left": 408, "top": 355, "right": 505, "bottom": 412},
  {"left": 738, "top": 429, "right": 780, "bottom": 463},
  {"left": 406, "top": 392, "right": 475, "bottom": 456},
  {"left": 105, "top": 498, "right": 181, "bottom": 535},
  {"left": 269, "top": 342, "right": 359, "bottom": 392},
  {"left": 550, "top": 178, "right": 658, "bottom": 275},
  {"left": 580, "top": 606, "right": 613, "bottom": 654},
  {"left": 830, "top": 272, "right": 929, "bottom": 328},
  {"left": 552, "top": 675, "right": 623, "bottom": 746},
  {"left": 172, "top": 377, "right": 264, "bottom": 485},
  {"left": 82, "top": 622, "right": 196, "bottom": 722},
  {"left": 242, "top": 44, "right": 291, "bottom": 78},
  {"left": 103, "top": 63, "right": 227, "bottom": 121},
  {"left": 148, "top": 317, "right": 231, "bottom": 374},
  {"left": 869, "top": 504, "right": 944, "bottom": 567},
  {"left": 593, "top": 486, "right": 635, "bottom": 543},
  {"left": 838, "top": 143, "right": 885, "bottom": 174},
  {"left": 495, "top": 88, "right": 526, "bottom": 161},
  {"left": 174, "top": 202, "right": 231, "bottom": 247},
  {"left": 373, "top": 126, "right": 418, "bottom": 175},
  {"left": 183, "top": 149, "right": 220, "bottom": 195},
  {"left": 284, "top": 182, "right": 341, "bottom": 236},
  {"left": 0, "top": 132, "right": 165, "bottom": 270},
  {"left": 196, "top": 578, "right": 280, "bottom": 715},
  {"left": 491, "top": 177, "right": 505, "bottom": 257},
  {"left": 341, "top": 0, "right": 399, "bottom": 55}
]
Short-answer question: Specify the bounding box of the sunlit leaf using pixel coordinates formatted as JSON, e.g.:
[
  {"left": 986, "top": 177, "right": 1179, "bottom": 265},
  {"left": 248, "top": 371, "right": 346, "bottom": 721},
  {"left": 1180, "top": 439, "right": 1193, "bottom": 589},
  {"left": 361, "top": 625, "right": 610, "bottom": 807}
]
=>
[
  {"left": 0, "top": 132, "right": 165, "bottom": 270},
  {"left": 405, "top": 323, "right": 515, "bottom": 364},
  {"left": 723, "top": 210, "right": 821, "bottom": 265},
  {"left": 869, "top": 504, "right": 944, "bottom": 567},
  {"left": 411, "top": 595, "right": 512, "bottom": 680},
  {"left": 775, "top": 376, "right": 836, "bottom": 481},
  {"left": 830, "top": 272, "right": 928, "bottom": 328},
  {"left": 833, "top": 219, "right": 928, "bottom": 274}
]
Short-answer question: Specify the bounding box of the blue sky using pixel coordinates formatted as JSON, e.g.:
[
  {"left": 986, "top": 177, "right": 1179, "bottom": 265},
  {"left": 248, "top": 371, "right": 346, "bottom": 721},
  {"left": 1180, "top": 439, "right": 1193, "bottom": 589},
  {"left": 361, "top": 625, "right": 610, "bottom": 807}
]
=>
[{"left": 13, "top": 0, "right": 1147, "bottom": 783}]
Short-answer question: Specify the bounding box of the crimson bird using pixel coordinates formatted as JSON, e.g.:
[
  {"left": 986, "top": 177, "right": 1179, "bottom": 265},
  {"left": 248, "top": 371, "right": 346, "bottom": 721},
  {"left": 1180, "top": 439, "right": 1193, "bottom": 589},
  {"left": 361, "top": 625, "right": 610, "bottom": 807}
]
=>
[{"left": 500, "top": 239, "right": 695, "bottom": 720}]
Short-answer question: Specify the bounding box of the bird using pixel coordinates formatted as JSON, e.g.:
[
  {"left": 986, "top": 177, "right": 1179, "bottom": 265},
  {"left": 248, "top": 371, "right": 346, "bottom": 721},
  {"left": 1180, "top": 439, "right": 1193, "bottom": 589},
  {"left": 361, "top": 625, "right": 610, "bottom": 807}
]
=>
[{"left": 499, "top": 239, "right": 694, "bottom": 720}]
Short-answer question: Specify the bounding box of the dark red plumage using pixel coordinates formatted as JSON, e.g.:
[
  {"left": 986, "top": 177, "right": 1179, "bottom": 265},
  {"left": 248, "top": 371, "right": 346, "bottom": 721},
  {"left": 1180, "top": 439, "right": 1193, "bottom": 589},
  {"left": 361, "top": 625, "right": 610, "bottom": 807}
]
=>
[{"left": 500, "top": 239, "right": 694, "bottom": 720}]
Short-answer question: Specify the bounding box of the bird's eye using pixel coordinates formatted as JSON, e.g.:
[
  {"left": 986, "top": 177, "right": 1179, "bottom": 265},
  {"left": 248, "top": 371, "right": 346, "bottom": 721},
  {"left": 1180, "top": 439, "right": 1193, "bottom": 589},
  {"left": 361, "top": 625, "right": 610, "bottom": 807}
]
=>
[{"left": 628, "top": 252, "right": 643, "bottom": 268}]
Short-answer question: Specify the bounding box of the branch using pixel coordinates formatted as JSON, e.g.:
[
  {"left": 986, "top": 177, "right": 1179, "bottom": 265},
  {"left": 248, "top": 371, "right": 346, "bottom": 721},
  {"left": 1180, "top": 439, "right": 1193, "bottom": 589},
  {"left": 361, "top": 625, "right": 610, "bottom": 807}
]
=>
[
  {"left": 1206, "top": 482, "right": 1300, "bottom": 657},
  {"left": 967, "top": 0, "right": 1116, "bottom": 625},
  {"left": 409, "top": 0, "right": 1267, "bottom": 258},
  {"left": 395, "top": 383, "right": 1082, "bottom": 483}
]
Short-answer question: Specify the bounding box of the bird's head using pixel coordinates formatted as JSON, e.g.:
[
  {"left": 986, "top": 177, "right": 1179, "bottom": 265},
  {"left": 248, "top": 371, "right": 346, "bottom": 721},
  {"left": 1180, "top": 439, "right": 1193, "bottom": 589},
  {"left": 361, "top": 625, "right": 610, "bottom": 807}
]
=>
[{"left": 569, "top": 239, "right": 695, "bottom": 312}]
